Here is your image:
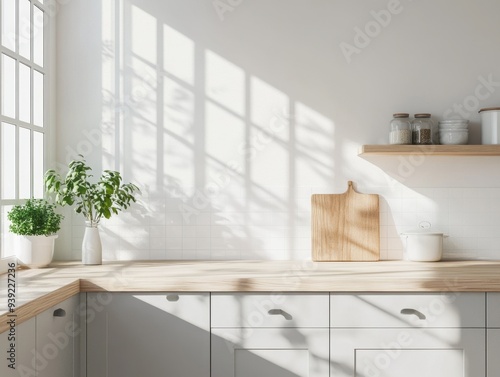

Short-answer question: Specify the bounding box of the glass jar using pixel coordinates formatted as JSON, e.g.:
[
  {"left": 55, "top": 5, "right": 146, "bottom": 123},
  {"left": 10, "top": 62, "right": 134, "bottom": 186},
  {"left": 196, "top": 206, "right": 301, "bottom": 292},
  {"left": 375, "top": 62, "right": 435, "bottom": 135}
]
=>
[
  {"left": 412, "top": 113, "right": 435, "bottom": 145},
  {"left": 389, "top": 113, "right": 412, "bottom": 145}
]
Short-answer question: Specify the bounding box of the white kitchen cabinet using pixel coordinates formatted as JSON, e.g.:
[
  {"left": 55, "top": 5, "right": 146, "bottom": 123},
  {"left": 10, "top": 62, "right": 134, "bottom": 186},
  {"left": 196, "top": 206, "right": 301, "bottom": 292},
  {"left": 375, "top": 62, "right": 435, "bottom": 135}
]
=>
[
  {"left": 487, "top": 292, "right": 500, "bottom": 327},
  {"left": 0, "top": 317, "right": 36, "bottom": 377},
  {"left": 331, "top": 293, "right": 486, "bottom": 377},
  {"left": 488, "top": 329, "right": 500, "bottom": 376},
  {"left": 211, "top": 293, "right": 329, "bottom": 377},
  {"left": 0, "top": 295, "right": 82, "bottom": 377},
  {"left": 36, "top": 294, "right": 83, "bottom": 377},
  {"left": 331, "top": 328, "right": 485, "bottom": 377},
  {"left": 487, "top": 293, "right": 500, "bottom": 375},
  {"left": 86, "top": 292, "right": 210, "bottom": 377}
]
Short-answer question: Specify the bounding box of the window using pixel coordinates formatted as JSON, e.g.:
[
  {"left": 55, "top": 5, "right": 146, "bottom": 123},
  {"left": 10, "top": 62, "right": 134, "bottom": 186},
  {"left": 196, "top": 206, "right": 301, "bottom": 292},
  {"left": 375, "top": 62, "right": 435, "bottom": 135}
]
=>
[{"left": 0, "top": 0, "right": 49, "bottom": 259}]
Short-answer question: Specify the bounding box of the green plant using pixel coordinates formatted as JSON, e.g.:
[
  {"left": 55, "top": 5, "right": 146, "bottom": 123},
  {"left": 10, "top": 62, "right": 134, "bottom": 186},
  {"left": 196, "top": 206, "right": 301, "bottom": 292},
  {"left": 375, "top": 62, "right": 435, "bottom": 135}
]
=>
[
  {"left": 44, "top": 156, "right": 140, "bottom": 226},
  {"left": 8, "top": 199, "right": 64, "bottom": 236}
]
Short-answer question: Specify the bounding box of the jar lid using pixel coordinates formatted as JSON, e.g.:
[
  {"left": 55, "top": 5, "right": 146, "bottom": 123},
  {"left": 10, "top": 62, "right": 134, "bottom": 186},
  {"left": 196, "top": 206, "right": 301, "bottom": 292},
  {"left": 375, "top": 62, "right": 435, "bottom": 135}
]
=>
[
  {"left": 414, "top": 113, "right": 431, "bottom": 118},
  {"left": 393, "top": 113, "right": 409, "bottom": 118},
  {"left": 479, "top": 107, "right": 500, "bottom": 113}
]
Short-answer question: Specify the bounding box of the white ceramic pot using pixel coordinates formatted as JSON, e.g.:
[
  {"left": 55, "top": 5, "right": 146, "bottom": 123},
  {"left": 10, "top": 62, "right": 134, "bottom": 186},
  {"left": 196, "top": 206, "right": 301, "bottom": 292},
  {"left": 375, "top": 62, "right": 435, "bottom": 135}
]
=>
[
  {"left": 479, "top": 107, "right": 500, "bottom": 144},
  {"left": 82, "top": 222, "right": 102, "bottom": 265},
  {"left": 16, "top": 235, "right": 58, "bottom": 268},
  {"left": 401, "top": 232, "right": 446, "bottom": 262}
]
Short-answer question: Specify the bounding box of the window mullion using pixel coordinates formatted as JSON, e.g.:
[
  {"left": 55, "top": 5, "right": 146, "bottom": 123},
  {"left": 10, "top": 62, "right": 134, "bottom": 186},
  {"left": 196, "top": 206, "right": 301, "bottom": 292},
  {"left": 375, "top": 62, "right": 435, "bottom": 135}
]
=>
[
  {"left": 0, "top": 116, "right": 38, "bottom": 130},
  {"left": 30, "top": 37, "right": 35, "bottom": 198},
  {"left": 15, "top": 0, "right": 19, "bottom": 55},
  {"left": 30, "top": 0, "right": 34, "bottom": 66},
  {"left": 0, "top": 118, "right": 2, "bottom": 203},
  {"left": 14, "top": 0, "right": 20, "bottom": 201},
  {"left": 0, "top": 47, "right": 43, "bottom": 72},
  {"left": 0, "top": 51, "right": 2, "bottom": 196},
  {"left": 42, "top": 7, "right": 47, "bottom": 181},
  {"left": 14, "top": 123, "right": 19, "bottom": 200},
  {"left": 32, "top": 0, "right": 44, "bottom": 12},
  {"left": 15, "top": 63, "right": 19, "bottom": 202},
  {"left": 29, "top": 128, "right": 33, "bottom": 198}
]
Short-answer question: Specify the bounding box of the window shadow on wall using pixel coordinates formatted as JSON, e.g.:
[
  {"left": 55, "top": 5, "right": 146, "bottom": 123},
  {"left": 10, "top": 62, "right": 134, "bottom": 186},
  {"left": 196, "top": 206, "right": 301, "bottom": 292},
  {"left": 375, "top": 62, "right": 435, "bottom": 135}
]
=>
[{"left": 99, "top": 0, "right": 337, "bottom": 260}]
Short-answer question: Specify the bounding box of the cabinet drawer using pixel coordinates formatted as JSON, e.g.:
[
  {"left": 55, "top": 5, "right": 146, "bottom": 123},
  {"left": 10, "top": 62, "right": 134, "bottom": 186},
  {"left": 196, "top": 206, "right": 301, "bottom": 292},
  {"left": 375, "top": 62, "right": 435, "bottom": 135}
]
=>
[
  {"left": 211, "top": 293, "right": 329, "bottom": 328},
  {"left": 487, "top": 293, "right": 500, "bottom": 327},
  {"left": 331, "top": 293, "right": 484, "bottom": 328}
]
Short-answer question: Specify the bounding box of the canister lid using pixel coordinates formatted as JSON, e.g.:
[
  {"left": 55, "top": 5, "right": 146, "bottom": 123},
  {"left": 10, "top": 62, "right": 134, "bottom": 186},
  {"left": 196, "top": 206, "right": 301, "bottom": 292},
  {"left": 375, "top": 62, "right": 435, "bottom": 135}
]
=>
[
  {"left": 414, "top": 113, "right": 431, "bottom": 118},
  {"left": 479, "top": 107, "right": 500, "bottom": 113},
  {"left": 393, "top": 113, "right": 409, "bottom": 118}
]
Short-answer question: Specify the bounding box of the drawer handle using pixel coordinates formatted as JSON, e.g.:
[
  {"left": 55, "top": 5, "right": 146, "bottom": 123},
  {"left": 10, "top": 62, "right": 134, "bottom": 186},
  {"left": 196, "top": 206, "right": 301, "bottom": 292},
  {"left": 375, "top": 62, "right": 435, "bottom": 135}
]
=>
[
  {"left": 400, "top": 308, "right": 426, "bottom": 320},
  {"left": 267, "top": 309, "right": 293, "bottom": 320},
  {"left": 53, "top": 308, "right": 66, "bottom": 317},
  {"left": 166, "top": 294, "right": 179, "bottom": 302}
]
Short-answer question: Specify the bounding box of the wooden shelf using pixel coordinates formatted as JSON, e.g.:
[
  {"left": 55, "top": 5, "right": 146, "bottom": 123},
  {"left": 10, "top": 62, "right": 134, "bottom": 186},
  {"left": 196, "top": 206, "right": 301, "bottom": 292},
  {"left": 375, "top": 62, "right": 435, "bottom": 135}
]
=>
[{"left": 359, "top": 145, "right": 500, "bottom": 156}]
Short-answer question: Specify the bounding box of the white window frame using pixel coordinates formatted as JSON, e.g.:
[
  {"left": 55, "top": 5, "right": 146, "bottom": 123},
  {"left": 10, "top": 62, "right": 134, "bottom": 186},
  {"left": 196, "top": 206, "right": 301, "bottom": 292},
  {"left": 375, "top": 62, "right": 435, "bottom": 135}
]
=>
[{"left": 0, "top": 0, "right": 55, "bottom": 267}]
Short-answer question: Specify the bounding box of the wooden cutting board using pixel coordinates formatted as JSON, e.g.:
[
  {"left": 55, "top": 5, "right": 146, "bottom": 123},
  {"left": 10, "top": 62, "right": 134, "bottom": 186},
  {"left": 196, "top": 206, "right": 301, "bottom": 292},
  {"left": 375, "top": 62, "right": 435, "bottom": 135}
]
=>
[{"left": 312, "top": 181, "right": 380, "bottom": 261}]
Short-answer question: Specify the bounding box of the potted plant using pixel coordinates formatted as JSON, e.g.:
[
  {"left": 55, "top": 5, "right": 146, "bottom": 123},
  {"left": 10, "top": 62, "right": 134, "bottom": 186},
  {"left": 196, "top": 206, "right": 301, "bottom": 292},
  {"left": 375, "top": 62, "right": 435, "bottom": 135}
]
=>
[
  {"left": 45, "top": 156, "right": 140, "bottom": 265},
  {"left": 7, "top": 199, "right": 64, "bottom": 268}
]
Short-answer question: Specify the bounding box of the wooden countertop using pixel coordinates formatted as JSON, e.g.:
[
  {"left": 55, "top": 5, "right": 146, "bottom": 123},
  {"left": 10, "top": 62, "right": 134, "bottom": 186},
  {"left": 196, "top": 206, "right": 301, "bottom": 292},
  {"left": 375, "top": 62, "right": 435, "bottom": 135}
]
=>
[{"left": 1, "top": 260, "right": 500, "bottom": 333}]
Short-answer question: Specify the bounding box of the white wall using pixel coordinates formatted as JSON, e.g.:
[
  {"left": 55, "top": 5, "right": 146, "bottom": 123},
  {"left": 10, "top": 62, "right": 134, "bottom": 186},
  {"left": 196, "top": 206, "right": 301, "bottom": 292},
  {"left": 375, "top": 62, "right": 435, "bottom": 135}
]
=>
[{"left": 55, "top": 0, "right": 500, "bottom": 261}]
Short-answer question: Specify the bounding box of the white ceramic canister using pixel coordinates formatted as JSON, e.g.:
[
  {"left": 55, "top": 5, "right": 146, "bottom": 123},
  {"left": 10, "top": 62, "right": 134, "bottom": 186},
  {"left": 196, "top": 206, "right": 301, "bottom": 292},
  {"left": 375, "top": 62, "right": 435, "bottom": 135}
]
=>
[
  {"left": 479, "top": 107, "right": 500, "bottom": 144},
  {"left": 400, "top": 231, "right": 446, "bottom": 262}
]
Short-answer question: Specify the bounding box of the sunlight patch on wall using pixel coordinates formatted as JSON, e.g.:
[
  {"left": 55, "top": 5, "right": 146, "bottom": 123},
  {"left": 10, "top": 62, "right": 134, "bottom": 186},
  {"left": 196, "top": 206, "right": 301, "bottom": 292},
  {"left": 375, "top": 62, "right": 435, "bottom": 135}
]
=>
[
  {"left": 295, "top": 102, "right": 335, "bottom": 186},
  {"left": 205, "top": 50, "right": 245, "bottom": 117},
  {"left": 163, "top": 76, "right": 195, "bottom": 187},
  {"left": 205, "top": 100, "right": 246, "bottom": 175},
  {"left": 249, "top": 76, "right": 290, "bottom": 191},
  {"left": 101, "top": 0, "right": 117, "bottom": 171},
  {"left": 163, "top": 24, "right": 194, "bottom": 86},
  {"left": 131, "top": 5, "right": 157, "bottom": 64},
  {"left": 250, "top": 76, "right": 289, "bottom": 134}
]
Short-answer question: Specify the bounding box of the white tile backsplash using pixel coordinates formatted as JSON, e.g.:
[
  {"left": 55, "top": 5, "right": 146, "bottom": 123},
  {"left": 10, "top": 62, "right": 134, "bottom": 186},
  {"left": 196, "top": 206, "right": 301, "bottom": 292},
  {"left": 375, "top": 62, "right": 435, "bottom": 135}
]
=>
[
  {"left": 385, "top": 187, "right": 500, "bottom": 260},
  {"left": 182, "top": 238, "right": 197, "bottom": 250},
  {"left": 66, "top": 185, "right": 500, "bottom": 261},
  {"left": 150, "top": 238, "right": 166, "bottom": 250}
]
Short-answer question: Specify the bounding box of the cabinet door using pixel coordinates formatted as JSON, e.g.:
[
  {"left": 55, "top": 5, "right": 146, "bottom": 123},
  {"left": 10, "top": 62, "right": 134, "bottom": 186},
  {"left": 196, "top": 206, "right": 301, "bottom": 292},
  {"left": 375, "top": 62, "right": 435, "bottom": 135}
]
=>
[
  {"left": 87, "top": 292, "right": 210, "bottom": 377},
  {"left": 487, "top": 292, "right": 500, "bottom": 327},
  {"left": 212, "top": 328, "right": 329, "bottom": 377},
  {"left": 488, "top": 329, "right": 500, "bottom": 376},
  {"left": 331, "top": 328, "right": 485, "bottom": 377},
  {"left": 0, "top": 317, "right": 36, "bottom": 377},
  {"left": 36, "top": 294, "right": 82, "bottom": 377}
]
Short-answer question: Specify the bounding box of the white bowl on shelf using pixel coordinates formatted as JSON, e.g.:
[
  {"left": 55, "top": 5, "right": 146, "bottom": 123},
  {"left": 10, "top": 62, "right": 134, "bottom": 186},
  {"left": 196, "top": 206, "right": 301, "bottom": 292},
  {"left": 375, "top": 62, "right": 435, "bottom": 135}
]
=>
[{"left": 439, "top": 129, "right": 468, "bottom": 145}]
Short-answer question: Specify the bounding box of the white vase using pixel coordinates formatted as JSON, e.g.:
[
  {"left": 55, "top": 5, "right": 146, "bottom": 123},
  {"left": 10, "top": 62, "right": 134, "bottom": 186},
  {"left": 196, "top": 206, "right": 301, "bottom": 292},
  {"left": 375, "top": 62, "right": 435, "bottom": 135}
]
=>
[
  {"left": 16, "top": 235, "right": 58, "bottom": 268},
  {"left": 82, "top": 222, "right": 102, "bottom": 265}
]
